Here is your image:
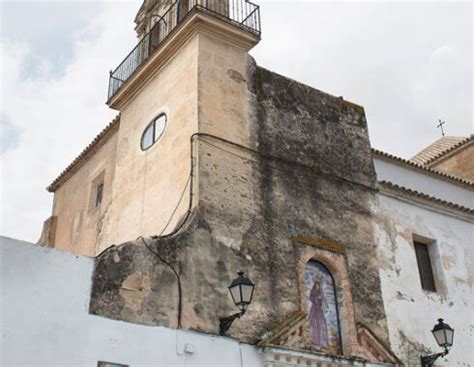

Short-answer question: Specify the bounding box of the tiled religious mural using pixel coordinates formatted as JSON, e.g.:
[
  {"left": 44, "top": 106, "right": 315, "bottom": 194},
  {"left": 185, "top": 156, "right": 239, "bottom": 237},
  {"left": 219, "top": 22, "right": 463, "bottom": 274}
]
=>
[{"left": 304, "top": 261, "right": 342, "bottom": 355}]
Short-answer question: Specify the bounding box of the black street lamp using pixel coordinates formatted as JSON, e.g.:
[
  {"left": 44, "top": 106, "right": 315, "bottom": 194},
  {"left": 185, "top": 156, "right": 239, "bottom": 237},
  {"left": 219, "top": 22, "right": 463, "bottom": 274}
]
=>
[
  {"left": 219, "top": 271, "right": 255, "bottom": 336},
  {"left": 421, "top": 319, "right": 454, "bottom": 367}
]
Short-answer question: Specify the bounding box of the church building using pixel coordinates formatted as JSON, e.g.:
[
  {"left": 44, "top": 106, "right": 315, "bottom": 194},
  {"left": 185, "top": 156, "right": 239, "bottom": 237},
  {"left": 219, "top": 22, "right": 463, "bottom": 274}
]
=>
[{"left": 2, "top": 1, "right": 472, "bottom": 366}]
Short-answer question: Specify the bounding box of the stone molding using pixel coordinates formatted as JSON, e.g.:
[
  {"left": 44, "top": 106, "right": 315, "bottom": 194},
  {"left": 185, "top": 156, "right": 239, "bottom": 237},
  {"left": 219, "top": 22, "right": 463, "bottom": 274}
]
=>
[
  {"left": 261, "top": 346, "right": 395, "bottom": 367},
  {"left": 378, "top": 181, "right": 474, "bottom": 222},
  {"left": 357, "top": 324, "right": 403, "bottom": 366},
  {"left": 292, "top": 237, "right": 346, "bottom": 254}
]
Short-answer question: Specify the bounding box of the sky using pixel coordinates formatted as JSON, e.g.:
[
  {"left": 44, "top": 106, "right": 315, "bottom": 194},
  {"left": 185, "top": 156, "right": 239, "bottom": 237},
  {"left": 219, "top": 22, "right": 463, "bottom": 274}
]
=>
[{"left": 1, "top": 0, "right": 472, "bottom": 242}]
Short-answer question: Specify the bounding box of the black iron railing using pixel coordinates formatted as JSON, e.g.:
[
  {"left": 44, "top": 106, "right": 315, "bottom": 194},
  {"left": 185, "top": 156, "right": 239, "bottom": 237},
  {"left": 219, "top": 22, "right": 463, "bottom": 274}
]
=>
[{"left": 108, "top": 0, "right": 260, "bottom": 101}]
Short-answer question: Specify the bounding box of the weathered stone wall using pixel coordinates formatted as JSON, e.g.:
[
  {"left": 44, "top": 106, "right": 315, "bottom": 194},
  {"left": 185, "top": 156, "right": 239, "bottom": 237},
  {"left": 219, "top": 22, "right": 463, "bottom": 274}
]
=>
[
  {"left": 246, "top": 63, "right": 386, "bottom": 342},
  {"left": 90, "top": 59, "right": 390, "bottom": 361}
]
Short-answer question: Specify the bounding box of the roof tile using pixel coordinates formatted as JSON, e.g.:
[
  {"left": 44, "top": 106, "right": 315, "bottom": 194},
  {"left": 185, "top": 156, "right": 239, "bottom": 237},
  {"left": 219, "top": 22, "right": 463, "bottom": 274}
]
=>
[
  {"left": 410, "top": 136, "right": 471, "bottom": 165},
  {"left": 47, "top": 115, "right": 120, "bottom": 192}
]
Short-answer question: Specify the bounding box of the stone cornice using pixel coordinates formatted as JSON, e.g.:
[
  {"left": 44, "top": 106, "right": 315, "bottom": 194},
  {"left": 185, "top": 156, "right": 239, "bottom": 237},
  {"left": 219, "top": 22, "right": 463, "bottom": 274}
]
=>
[
  {"left": 378, "top": 180, "right": 474, "bottom": 222},
  {"left": 261, "top": 345, "right": 395, "bottom": 367}
]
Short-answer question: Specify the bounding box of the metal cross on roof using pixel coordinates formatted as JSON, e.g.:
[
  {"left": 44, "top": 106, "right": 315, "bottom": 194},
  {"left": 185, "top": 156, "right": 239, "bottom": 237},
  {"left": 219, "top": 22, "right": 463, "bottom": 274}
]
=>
[{"left": 437, "top": 119, "right": 446, "bottom": 137}]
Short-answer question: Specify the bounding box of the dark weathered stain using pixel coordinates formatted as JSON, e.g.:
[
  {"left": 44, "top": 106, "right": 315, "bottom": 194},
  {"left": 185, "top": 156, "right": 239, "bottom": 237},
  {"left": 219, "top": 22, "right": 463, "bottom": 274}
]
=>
[{"left": 89, "top": 58, "right": 388, "bottom": 347}]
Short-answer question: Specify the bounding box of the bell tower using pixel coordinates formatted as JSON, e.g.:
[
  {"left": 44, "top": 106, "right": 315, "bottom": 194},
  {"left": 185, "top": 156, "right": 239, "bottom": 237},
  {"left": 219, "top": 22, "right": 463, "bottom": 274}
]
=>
[{"left": 102, "top": 0, "right": 260, "bottom": 249}]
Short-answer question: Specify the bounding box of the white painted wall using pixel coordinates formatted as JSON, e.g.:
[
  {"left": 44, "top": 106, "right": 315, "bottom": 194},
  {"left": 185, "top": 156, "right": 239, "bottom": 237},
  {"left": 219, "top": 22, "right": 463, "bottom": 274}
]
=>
[
  {"left": 372, "top": 195, "right": 474, "bottom": 366},
  {"left": 373, "top": 158, "right": 473, "bottom": 209},
  {"left": 0, "top": 237, "right": 263, "bottom": 367}
]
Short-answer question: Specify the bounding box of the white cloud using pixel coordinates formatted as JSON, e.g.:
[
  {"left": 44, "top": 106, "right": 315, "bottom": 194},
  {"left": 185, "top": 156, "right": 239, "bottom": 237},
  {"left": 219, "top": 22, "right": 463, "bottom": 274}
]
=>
[{"left": 1, "top": 1, "right": 140, "bottom": 241}]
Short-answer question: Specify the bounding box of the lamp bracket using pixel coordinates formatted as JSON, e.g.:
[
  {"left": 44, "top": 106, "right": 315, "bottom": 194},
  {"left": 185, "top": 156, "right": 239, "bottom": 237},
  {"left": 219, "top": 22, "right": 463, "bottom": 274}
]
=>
[
  {"left": 219, "top": 310, "right": 245, "bottom": 336},
  {"left": 420, "top": 348, "right": 449, "bottom": 367}
]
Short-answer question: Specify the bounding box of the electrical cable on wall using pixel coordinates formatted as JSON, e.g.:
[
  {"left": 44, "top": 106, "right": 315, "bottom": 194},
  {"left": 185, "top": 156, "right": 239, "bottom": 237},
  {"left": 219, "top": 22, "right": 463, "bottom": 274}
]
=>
[
  {"left": 156, "top": 174, "right": 191, "bottom": 237},
  {"left": 135, "top": 135, "right": 198, "bottom": 331},
  {"left": 138, "top": 235, "right": 183, "bottom": 328},
  {"left": 196, "top": 133, "right": 377, "bottom": 192}
]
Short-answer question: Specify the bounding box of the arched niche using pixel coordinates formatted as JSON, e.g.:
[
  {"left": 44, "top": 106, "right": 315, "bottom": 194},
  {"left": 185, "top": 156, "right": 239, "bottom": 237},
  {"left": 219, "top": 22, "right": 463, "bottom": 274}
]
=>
[{"left": 304, "top": 260, "right": 342, "bottom": 355}]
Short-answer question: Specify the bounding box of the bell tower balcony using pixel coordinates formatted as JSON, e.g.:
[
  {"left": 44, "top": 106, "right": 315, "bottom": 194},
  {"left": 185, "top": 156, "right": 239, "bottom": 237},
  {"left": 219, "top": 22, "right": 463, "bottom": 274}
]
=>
[{"left": 107, "top": 0, "right": 260, "bottom": 108}]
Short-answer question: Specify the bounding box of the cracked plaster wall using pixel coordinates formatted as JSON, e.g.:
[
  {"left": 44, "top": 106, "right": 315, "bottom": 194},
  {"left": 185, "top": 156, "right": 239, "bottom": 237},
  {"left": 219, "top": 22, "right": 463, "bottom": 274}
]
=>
[{"left": 372, "top": 193, "right": 473, "bottom": 366}]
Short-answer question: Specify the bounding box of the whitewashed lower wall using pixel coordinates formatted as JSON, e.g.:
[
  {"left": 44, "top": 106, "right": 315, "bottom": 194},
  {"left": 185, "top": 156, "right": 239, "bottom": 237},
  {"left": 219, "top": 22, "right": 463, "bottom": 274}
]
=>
[
  {"left": 372, "top": 195, "right": 473, "bottom": 366},
  {"left": 0, "top": 237, "right": 263, "bottom": 367}
]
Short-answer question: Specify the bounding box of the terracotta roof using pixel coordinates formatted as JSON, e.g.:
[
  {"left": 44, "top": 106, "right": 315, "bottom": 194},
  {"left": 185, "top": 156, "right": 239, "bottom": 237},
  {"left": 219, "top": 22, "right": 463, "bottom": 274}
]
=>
[
  {"left": 378, "top": 180, "right": 474, "bottom": 215},
  {"left": 47, "top": 115, "right": 120, "bottom": 192},
  {"left": 372, "top": 148, "right": 474, "bottom": 188},
  {"left": 410, "top": 136, "right": 470, "bottom": 166},
  {"left": 424, "top": 135, "right": 473, "bottom": 167}
]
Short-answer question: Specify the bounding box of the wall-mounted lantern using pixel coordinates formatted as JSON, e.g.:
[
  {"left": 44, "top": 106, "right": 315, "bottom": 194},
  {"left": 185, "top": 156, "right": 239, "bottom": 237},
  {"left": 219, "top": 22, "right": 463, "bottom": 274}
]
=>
[
  {"left": 219, "top": 272, "right": 255, "bottom": 336},
  {"left": 421, "top": 318, "right": 454, "bottom": 367}
]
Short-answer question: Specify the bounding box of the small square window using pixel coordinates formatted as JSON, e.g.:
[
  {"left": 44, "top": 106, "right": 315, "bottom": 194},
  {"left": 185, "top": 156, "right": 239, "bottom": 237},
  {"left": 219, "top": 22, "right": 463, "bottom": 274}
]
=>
[
  {"left": 414, "top": 241, "right": 436, "bottom": 292},
  {"left": 95, "top": 183, "right": 104, "bottom": 207},
  {"left": 88, "top": 170, "right": 106, "bottom": 212}
]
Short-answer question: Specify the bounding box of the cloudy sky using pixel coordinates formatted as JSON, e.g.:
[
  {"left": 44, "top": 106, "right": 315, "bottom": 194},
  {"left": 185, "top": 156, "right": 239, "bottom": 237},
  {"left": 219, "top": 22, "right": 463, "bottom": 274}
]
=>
[{"left": 1, "top": 0, "right": 472, "bottom": 242}]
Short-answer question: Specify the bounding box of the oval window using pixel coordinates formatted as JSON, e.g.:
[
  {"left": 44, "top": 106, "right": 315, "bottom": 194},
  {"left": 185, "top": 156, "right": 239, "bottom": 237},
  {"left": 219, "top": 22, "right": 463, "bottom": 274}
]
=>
[{"left": 141, "top": 113, "right": 167, "bottom": 151}]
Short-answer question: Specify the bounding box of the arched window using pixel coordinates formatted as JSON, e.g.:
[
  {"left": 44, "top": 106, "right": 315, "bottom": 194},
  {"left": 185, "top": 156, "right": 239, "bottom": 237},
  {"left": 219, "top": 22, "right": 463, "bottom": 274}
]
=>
[
  {"left": 304, "top": 260, "right": 342, "bottom": 355},
  {"left": 141, "top": 113, "right": 167, "bottom": 151}
]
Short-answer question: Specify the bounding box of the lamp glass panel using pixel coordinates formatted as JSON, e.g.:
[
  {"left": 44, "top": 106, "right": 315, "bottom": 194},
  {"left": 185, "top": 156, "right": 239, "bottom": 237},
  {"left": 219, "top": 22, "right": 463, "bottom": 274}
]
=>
[
  {"left": 433, "top": 328, "right": 447, "bottom": 346},
  {"left": 445, "top": 328, "right": 454, "bottom": 346},
  {"left": 241, "top": 284, "right": 254, "bottom": 303},
  {"left": 229, "top": 284, "right": 242, "bottom": 305}
]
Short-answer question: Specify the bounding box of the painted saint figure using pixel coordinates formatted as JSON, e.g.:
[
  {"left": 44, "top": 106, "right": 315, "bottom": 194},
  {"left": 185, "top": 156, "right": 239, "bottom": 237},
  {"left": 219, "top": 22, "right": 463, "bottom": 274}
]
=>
[
  {"left": 309, "top": 274, "right": 329, "bottom": 348},
  {"left": 304, "top": 260, "right": 341, "bottom": 354}
]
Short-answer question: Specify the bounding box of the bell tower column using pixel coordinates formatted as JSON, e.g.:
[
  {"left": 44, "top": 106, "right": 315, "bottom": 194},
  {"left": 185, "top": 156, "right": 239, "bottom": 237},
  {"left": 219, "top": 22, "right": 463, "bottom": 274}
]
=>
[{"left": 101, "top": 1, "right": 260, "bottom": 249}]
